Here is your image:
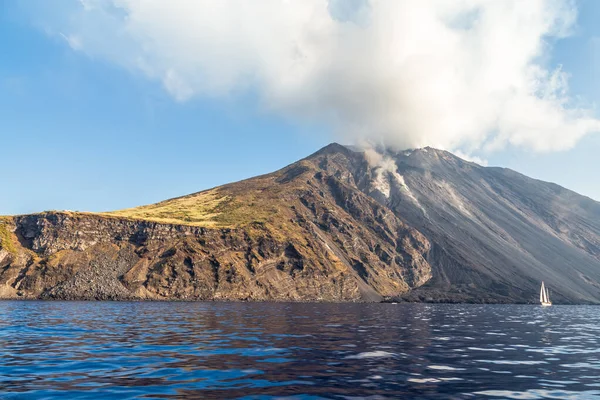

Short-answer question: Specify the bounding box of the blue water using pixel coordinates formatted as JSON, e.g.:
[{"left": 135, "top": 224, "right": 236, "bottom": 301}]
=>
[{"left": 1, "top": 302, "right": 599, "bottom": 399}]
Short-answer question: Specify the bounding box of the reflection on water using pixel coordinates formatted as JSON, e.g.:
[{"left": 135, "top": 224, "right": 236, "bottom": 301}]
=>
[{"left": 1, "top": 302, "right": 600, "bottom": 399}]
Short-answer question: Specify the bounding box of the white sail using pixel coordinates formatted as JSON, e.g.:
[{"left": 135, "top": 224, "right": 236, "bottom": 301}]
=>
[
  {"left": 540, "top": 281, "right": 551, "bottom": 305},
  {"left": 540, "top": 282, "right": 546, "bottom": 303}
]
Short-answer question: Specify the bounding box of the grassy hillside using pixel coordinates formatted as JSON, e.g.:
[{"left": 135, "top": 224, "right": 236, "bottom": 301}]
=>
[
  {"left": 101, "top": 185, "right": 284, "bottom": 228},
  {"left": 0, "top": 220, "right": 17, "bottom": 255},
  {"left": 103, "top": 189, "right": 231, "bottom": 227},
  {"left": 100, "top": 162, "right": 314, "bottom": 228}
]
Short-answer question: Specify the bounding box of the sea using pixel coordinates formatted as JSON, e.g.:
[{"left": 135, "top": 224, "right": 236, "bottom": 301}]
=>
[{"left": 1, "top": 301, "right": 599, "bottom": 399}]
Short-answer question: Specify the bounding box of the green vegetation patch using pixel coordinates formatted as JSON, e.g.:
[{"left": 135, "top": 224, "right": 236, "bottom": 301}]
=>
[
  {"left": 0, "top": 221, "right": 17, "bottom": 255},
  {"left": 99, "top": 185, "right": 286, "bottom": 228},
  {"left": 212, "top": 196, "right": 277, "bottom": 227},
  {"left": 104, "top": 189, "right": 232, "bottom": 227}
]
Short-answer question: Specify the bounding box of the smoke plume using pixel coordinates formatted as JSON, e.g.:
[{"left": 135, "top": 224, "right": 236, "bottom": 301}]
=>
[{"left": 34, "top": 0, "right": 600, "bottom": 152}]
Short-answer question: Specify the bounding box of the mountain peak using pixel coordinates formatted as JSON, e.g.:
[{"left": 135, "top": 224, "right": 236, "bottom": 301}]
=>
[{"left": 309, "top": 142, "right": 351, "bottom": 157}]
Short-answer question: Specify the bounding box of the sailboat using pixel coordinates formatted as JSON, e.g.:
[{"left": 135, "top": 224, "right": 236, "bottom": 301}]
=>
[{"left": 540, "top": 281, "right": 552, "bottom": 307}]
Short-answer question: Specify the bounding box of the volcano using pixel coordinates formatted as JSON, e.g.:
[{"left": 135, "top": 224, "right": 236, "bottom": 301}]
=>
[{"left": 2, "top": 143, "right": 600, "bottom": 303}]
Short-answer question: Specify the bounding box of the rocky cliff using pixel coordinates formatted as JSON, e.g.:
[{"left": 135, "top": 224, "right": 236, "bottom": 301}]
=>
[
  {"left": 2, "top": 143, "right": 600, "bottom": 303},
  {"left": 0, "top": 144, "right": 430, "bottom": 301}
]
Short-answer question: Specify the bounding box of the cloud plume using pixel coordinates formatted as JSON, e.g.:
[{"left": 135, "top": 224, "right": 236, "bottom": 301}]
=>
[{"left": 35, "top": 0, "right": 600, "bottom": 152}]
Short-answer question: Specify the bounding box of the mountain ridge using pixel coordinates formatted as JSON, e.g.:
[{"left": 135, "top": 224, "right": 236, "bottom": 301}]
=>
[{"left": 2, "top": 143, "right": 600, "bottom": 303}]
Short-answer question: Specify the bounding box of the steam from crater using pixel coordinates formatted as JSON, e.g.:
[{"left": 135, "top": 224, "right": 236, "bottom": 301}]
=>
[{"left": 35, "top": 0, "right": 600, "bottom": 152}]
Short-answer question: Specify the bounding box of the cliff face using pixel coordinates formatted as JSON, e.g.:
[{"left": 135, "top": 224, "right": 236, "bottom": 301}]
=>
[
  {"left": 2, "top": 143, "right": 600, "bottom": 303},
  {"left": 0, "top": 144, "right": 431, "bottom": 301}
]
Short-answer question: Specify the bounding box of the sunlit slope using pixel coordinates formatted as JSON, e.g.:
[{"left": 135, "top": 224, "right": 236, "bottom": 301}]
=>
[{"left": 0, "top": 144, "right": 431, "bottom": 302}]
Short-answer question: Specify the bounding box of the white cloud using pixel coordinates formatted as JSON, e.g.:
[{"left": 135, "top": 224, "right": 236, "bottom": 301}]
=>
[
  {"left": 59, "top": 33, "right": 82, "bottom": 50},
  {"left": 452, "top": 150, "right": 488, "bottom": 166},
  {"left": 36, "top": 0, "right": 600, "bottom": 153}
]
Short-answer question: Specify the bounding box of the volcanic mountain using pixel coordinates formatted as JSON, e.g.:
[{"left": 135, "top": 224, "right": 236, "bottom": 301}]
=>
[{"left": 2, "top": 143, "right": 600, "bottom": 303}]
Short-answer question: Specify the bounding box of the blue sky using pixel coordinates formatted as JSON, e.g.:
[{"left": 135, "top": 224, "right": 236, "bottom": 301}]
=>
[{"left": 1, "top": 1, "right": 599, "bottom": 215}]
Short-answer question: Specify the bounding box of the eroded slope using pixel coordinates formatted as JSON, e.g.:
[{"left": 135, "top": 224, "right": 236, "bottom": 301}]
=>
[{"left": 0, "top": 144, "right": 431, "bottom": 301}]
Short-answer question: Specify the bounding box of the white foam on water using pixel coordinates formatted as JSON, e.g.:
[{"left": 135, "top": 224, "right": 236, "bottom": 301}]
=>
[
  {"left": 241, "top": 369, "right": 260, "bottom": 374},
  {"left": 252, "top": 347, "right": 285, "bottom": 353},
  {"left": 427, "top": 365, "right": 466, "bottom": 371},
  {"left": 476, "top": 360, "right": 548, "bottom": 365},
  {"left": 408, "top": 378, "right": 440, "bottom": 383},
  {"left": 528, "top": 346, "right": 600, "bottom": 355},
  {"left": 473, "top": 390, "right": 539, "bottom": 399},
  {"left": 344, "top": 351, "right": 396, "bottom": 360},
  {"left": 561, "top": 362, "right": 600, "bottom": 369},
  {"left": 468, "top": 347, "right": 504, "bottom": 352},
  {"left": 474, "top": 389, "right": 600, "bottom": 399}
]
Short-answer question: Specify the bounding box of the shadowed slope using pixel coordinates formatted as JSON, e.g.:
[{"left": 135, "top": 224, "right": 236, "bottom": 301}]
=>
[{"left": 371, "top": 147, "right": 600, "bottom": 303}]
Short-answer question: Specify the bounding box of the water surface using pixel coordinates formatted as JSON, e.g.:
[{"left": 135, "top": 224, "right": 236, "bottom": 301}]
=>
[{"left": 1, "top": 302, "right": 599, "bottom": 399}]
